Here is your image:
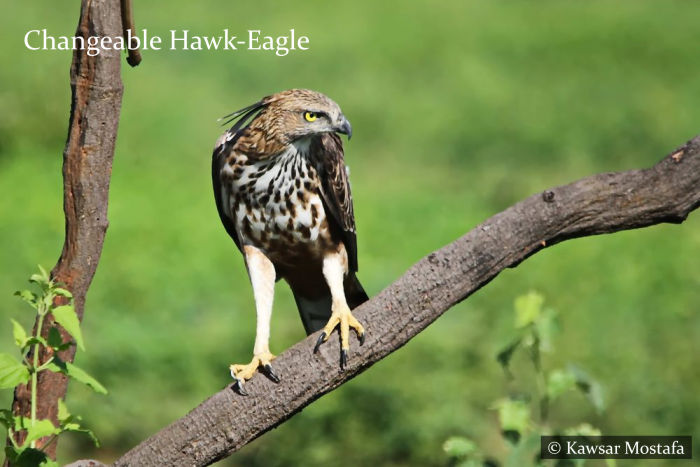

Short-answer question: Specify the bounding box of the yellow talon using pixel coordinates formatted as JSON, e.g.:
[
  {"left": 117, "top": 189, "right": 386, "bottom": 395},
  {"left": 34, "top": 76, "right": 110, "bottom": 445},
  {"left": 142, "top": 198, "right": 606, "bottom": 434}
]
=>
[
  {"left": 313, "top": 306, "right": 365, "bottom": 369},
  {"left": 229, "top": 351, "right": 279, "bottom": 394}
]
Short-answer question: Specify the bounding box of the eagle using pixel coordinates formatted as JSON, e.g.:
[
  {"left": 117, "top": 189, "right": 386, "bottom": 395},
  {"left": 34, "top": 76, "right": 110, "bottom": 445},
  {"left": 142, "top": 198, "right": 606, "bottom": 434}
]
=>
[{"left": 212, "top": 89, "right": 368, "bottom": 393}]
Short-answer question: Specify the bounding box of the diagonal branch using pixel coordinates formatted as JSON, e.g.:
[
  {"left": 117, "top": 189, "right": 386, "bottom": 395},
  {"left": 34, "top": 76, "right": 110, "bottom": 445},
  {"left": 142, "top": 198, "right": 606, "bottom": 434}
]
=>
[{"left": 113, "top": 136, "right": 699, "bottom": 466}]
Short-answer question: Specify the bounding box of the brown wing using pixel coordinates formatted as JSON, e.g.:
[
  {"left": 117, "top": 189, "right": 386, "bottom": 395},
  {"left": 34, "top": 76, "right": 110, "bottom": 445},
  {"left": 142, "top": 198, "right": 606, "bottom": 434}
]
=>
[
  {"left": 310, "top": 133, "right": 360, "bottom": 272},
  {"left": 212, "top": 134, "right": 242, "bottom": 252},
  {"left": 211, "top": 101, "right": 268, "bottom": 251}
]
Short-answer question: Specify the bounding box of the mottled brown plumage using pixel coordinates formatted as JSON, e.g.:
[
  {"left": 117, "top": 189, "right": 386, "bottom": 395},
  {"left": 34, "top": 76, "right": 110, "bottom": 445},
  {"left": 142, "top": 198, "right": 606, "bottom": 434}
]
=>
[{"left": 212, "top": 89, "right": 368, "bottom": 391}]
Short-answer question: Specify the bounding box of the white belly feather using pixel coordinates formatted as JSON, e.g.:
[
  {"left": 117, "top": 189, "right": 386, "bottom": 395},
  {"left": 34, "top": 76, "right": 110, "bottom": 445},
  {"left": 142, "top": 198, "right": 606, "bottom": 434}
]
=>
[{"left": 221, "top": 147, "right": 328, "bottom": 250}]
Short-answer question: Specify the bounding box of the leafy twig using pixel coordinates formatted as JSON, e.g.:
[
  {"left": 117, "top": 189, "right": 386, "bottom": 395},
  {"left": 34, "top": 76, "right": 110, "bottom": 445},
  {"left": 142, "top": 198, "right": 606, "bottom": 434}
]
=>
[{"left": 1, "top": 267, "right": 106, "bottom": 464}]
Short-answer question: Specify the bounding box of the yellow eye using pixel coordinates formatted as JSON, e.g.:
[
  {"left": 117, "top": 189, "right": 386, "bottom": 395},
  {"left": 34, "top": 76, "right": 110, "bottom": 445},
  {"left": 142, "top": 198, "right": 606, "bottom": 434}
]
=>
[{"left": 304, "top": 111, "right": 318, "bottom": 122}]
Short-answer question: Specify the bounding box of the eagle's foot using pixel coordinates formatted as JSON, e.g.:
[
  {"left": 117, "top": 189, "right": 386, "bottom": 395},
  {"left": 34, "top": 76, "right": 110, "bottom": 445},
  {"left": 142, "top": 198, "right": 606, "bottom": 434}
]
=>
[
  {"left": 313, "top": 306, "right": 365, "bottom": 370},
  {"left": 229, "top": 351, "right": 279, "bottom": 395}
]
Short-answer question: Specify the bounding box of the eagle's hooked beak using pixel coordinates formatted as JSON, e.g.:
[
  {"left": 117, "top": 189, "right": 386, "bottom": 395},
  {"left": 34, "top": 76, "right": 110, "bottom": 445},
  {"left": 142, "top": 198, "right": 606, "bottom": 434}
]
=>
[{"left": 334, "top": 115, "right": 353, "bottom": 140}]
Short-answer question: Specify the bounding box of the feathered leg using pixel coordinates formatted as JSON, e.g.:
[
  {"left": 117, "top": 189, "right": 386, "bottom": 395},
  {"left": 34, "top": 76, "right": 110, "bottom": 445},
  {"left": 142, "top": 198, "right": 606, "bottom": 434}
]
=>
[
  {"left": 230, "top": 245, "right": 280, "bottom": 394},
  {"left": 313, "top": 246, "right": 366, "bottom": 369}
]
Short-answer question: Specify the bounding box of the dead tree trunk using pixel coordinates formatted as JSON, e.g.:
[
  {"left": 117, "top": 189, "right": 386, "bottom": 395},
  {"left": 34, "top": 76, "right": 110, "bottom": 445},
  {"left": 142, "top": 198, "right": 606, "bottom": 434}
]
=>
[
  {"left": 112, "top": 137, "right": 699, "bottom": 466},
  {"left": 7, "top": 0, "right": 125, "bottom": 460}
]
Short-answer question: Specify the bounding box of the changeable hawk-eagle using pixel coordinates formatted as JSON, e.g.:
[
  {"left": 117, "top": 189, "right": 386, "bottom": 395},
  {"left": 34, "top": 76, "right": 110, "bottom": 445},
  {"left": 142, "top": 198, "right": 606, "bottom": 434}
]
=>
[{"left": 212, "top": 89, "right": 368, "bottom": 393}]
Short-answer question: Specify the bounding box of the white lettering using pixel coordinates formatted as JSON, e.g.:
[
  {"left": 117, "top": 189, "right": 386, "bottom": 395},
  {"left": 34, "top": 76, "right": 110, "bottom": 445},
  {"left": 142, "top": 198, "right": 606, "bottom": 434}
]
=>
[
  {"left": 224, "top": 30, "right": 237, "bottom": 50},
  {"left": 262, "top": 36, "right": 274, "bottom": 52},
  {"left": 112, "top": 35, "right": 125, "bottom": 51},
  {"left": 275, "top": 36, "right": 289, "bottom": 56},
  {"left": 171, "top": 29, "right": 188, "bottom": 50},
  {"left": 297, "top": 35, "right": 309, "bottom": 50},
  {"left": 150, "top": 33, "right": 162, "bottom": 50},
  {"left": 248, "top": 30, "right": 261, "bottom": 50},
  {"left": 43, "top": 30, "right": 56, "bottom": 50},
  {"left": 56, "top": 36, "right": 70, "bottom": 51},
  {"left": 24, "top": 30, "right": 40, "bottom": 50},
  {"left": 203, "top": 35, "right": 222, "bottom": 50},
  {"left": 22, "top": 28, "right": 309, "bottom": 55},
  {"left": 86, "top": 36, "right": 100, "bottom": 56},
  {"left": 190, "top": 35, "right": 203, "bottom": 50},
  {"left": 124, "top": 28, "right": 139, "bottom": 50}
]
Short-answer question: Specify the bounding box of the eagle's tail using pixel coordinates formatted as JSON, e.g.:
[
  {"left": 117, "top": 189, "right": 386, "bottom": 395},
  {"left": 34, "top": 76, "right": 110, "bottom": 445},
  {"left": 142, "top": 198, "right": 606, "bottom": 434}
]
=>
[
  {"left": 344, "top": 273, "right": 370, "bottom": 310},
  {"left": 293, "top": 273, "right": 369, "bottom": 336}
]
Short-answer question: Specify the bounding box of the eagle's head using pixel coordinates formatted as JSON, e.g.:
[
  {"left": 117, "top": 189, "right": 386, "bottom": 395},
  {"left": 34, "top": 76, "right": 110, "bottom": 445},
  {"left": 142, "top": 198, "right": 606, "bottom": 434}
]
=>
[{"left": 222, "top": 89, "right": 352, "bottom": 158}]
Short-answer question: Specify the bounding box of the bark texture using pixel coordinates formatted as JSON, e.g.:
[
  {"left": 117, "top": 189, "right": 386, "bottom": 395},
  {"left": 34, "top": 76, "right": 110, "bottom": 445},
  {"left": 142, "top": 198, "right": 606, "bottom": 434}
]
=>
[
  {"left": 8, "top": 0, "right": 124, "bottom": 459},
  {"left": 114, "top": 137, "right": 700, "bottom": 466}
]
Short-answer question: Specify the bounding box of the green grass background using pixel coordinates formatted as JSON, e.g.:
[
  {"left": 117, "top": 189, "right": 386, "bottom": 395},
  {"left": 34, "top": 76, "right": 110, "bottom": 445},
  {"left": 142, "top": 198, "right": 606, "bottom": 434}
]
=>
[{"left": 1, "top": 1, "right": 699, "bottom": 465}]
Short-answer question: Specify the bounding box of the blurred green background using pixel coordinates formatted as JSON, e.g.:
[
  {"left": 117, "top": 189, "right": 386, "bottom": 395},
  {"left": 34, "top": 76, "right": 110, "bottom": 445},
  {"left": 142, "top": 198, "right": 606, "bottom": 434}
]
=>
[{"left": 1, "top": 1, "right": 699, "bottom": 465}]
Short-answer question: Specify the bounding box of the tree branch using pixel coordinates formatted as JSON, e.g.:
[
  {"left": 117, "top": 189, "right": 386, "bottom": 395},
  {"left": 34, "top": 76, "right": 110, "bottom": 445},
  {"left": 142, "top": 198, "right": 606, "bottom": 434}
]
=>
[
  {"left": 8, "top": 0, "right": 124, "bottom": 460},
  {"left": 113, "top": 136, "right": 699, "bottom": 466},
  {"left": 120, "top": 0, "right": 142, "bottom": 66}
]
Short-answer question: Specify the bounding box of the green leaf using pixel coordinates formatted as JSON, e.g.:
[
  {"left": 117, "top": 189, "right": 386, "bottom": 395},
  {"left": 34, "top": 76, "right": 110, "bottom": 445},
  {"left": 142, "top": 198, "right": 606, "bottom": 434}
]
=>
[
  {"left": 53, "top": 287, "right": 73, "bottom": 298},
  {"left": 46, "top": 359, "right": 107, "bottom": 394},
  {"left": 21, "top": 419, "right": 58, "bottom": 449},
  {"left": 0, "top": 353, "right": 30, "bottom": 389},
  {"left": 534, "top": 307, "right": 558, "bottom": 352},
  {"left": 514, "top": 291, "right": 544, "bottom": 328},
  {"left": 14, "top": 290, "right": 38, "bottom": 308},
  {"left": 0, "top": 409, "right": 13, "bottom": 430},
  {"left": 456, "top": 461, "right": 482, "bottom": 467},
  {"left": 29, "top": 274, "right": 45, "bottom": 285},
  {"left": 569, "top": 365, "right": 606, "bottom": 413},
  {"left": 505, "top": 432, "right": 542, "bottom": 467},
  {"left": 65, "top": 363, "right": 107, "bottom": 394},
  {"left": 24, "top": 336, "right": 48, "bottom": 348},
  {"left": 11, "top": 319, "right": 28, "bottom": 349},
  {"left": 57, "top": 399, "right": 100, "bottom": 446},
  {"left": 563, "top": 423, "right": 602, "bottom": 437},
  {"left": 4, "top": 446, "right": 20, "bottom": 464},
  {"left": 494, "top": 398, "right": 531, "bottom": 435},
  {"left": 443, "top": 436, "right": 478, "bottom": 458},
  {"left": 496, "top": 338, "right": 521, "bottom": 372},
  {"left": 11, "top": 415, "right": 32, "bottom": 432},
  {"left": 63, "top": 423, "right": 100, "bottom": 447},
  {"left": 37, "top": 265, "right": 49, "bottom": 279},
  {"left": 29, "top": 265, "right": 50, "bottom": 285},
  {"left": 51, "top": 305, "right": 84, "bottom": 351},
  {"left": 46, "top": 327, "right": 70, "bottom": 351},
  {"left": 57, "top": 399, "right": 70, "bottom": 423},
  {"left": 6, "top": 446, "right": 51, "bottom": 467},
  {"left": 47, "top": 327, "right": 62, "bottom": 348},
  {"left": 547, "top": 368, "right": 577, "bottom": 400}
]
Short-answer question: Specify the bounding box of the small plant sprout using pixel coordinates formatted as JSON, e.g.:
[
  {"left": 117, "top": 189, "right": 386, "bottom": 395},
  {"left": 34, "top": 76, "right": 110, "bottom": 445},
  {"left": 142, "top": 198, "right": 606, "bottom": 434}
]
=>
[
  {"left": 0, "top": 266, "right": 106, "bottom": 466},
  {"left": 444, "top": 292, "right": 609, "bottom": 467}
]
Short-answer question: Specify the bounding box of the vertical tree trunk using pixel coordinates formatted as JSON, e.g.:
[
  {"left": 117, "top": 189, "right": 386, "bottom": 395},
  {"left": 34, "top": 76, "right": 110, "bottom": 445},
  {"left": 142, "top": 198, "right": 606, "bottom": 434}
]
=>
[{"left": 7, "top": 0, "right": 124, "bottom": 461}]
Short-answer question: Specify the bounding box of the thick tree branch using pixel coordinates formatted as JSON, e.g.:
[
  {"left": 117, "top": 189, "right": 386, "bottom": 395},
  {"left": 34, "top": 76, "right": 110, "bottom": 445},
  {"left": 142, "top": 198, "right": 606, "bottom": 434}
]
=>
[
  {"left": 113, "top": 136, "right": 699, "bottom": 466},
  {"left": 7, "top": 0, "right": 124, "bottom": 460}
]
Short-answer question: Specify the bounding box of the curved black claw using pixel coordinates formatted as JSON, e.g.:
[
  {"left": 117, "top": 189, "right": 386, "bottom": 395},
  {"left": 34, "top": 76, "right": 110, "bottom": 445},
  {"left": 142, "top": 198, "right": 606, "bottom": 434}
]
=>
[
  {"left": 314, "top": 332, "right": 327, "bottom": 354},
  {"left": 358, "top": 332, "right": 365, "bottom": 346},
  {"left": 234, "top": 379, "right": 248, "bottom": 396},
  {"left": 262, "top": 363, "right": 281, "bottom": 383},
  {"left": 340, "top": 349, "right": 348, "bottom": 370}
]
